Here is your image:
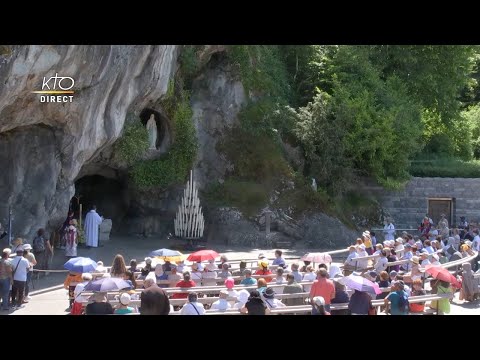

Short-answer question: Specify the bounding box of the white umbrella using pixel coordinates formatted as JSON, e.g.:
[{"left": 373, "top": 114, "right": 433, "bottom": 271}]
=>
[{"left": 301, "top": 252, "right": 332, "bottom": 264}]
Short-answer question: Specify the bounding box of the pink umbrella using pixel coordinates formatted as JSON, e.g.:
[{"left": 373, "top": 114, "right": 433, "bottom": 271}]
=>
[
  {"left": 338, "top": 274, "right": 382, "bottom": 295},
  {"left": 301, "top": 252, "right": 332, "bottom": 264},
  {"left": 187, "top": 250, "right": 219, "bottom": 262}
]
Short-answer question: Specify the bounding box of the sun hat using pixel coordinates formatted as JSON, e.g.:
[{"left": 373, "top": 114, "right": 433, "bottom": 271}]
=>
[
  {"left": 237, "top": 289, "right": 250, "bottom": 304},
  {"left": 313, "top": 296, "right": 325, "bottom": 306},
  {"left": 119, "top": 293, "right": 131, "bottom": 306},
  {"left": 225, "top": 278, "right": 234, "bottom": 289},
  {"left": 258, "top": 260, "right": 269, "bottom": 268},
  {"left": 263, "top": 287, "right": 275, "bottom": 299}
]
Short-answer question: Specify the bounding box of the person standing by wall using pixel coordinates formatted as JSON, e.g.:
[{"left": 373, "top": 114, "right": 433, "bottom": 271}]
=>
[
  {"left": 32, "top": 229, "right": 52, "bottom": 279},
  {"left": 383, "top": 218, "right": 395, "bottom": 241},
  {"left": 22, "top": 244, "right": 36, "bottom": 301},
  {"left": 84, "top": 205, "right": 103, "bottom": 248},
  {"left": 64, "top": 219, "right": 78, "bottom": 259},
  {"left": 0, "top": 249, "right": 12, "bottom": 310},
  {"left": 10, "top": 247, "right": 30, "bottom": 309}
]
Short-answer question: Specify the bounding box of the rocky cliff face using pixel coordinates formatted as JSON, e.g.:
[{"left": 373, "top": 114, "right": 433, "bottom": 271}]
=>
[
  {"left": 0, "top": 45, "right": 178, "bottom": 238},
  {"left": 191, "top": 53, "right": 246, "bottom": 189},
  {"left": 0, "top": 45, "right": 361, "bottom": 249}
]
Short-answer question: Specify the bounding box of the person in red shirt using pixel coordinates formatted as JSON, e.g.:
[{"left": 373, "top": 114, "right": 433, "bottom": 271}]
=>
[
  {"left": 254, "top": 260, "right": 273, "bottom": 282},
  {"left": 309, "top": 268, "right": 335, "bottom": 314},
  {"left": 171, "top": 271, "right": 196, "bottom": 299}
]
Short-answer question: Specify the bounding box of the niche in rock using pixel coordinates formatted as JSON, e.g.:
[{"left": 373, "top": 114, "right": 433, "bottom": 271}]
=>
[{"left": 139, "top": 108, "right": 171, "bottom": 153}]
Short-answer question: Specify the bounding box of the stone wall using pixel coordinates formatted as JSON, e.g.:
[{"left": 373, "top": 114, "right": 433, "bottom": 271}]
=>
[{"left": 363, "top": 177, "right": 480, "bottom": 229}]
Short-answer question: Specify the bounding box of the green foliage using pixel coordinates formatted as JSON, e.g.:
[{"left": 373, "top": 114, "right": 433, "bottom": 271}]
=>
[
  {"left": 130, "top": 90, "right": 197, "bottom": 189},
  {"left": 227, "top": 45, "right": 291, "bottom": 102},
  {"left": 179, "top": 45, "right": 203, "bottom": 89},
  {"left": 280, "top": 45, "right": 338, "bottom": 107},
  {"left": 410, "top": 158, "right": 480, "bottom": 178},
  {"left": 217, "top": 126, "right": 292, "bottom": 184},
  {"left": 115, "top": 118, "right": 149, "bottom": 166},
  {"left": 462, "top": 104, "right": 480, "bottom": 158},
  {"left": 332, "top": 191, "right": 385, "bottom": 229},
  {"left": 367, "top": 45, "right": 476, "bottom": 124},
  {"left": 274, "top": 174, "right": 331, "bottom": 215},
  {"left": 203, "top": 180, "right": 269, "bottom": 217},
  {"left": 331, "top": 47, "right": 423, "bottom": 187}
]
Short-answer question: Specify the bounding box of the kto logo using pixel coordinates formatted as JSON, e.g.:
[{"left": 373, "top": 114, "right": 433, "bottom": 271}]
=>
[{"left": 32, "top": 73, "right": 75, "bottom": 103}]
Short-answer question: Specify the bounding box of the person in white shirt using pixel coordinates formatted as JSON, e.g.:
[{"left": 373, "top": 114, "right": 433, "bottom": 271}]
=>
[
  {"left": 430, "top": 253, "right": 441, "bottom": 266},
  {"left": 210, "top": 290, "right": 231, "bottom": 311},
  {"left": 71, "top": 273, "right": 93, "bottom": 315},
  {"left": 302, "top": 265, "right": 317, "bottom": 292},
  {"left": 272, "top": 268, "right": 286, "bottom": 294},
  {"left": 10, "top": 247, "right": 30, "bottom": 308},
  {"left": 400, "top": 244, "right": 413, "bottom": 272},
  {"left": 344, "top": 246, "right": 358, "bottom": 269},
  {"left": 471, "top": 229, "right": 480, "bottom": 252},
  {"left": 355, "top": 245, "right": 369, "bottom": 270},
  {"left": 429, "top": 226, "right": 439, "bottom": 241},
  {"left": 423, "top": 240, "right": 435, "bottom": 254},
  {"left": 224, "top": 277, "right": 239, "bottom": 304},
  {"left": 383, "top": 219, "right": 395, "bottom": 241},
  {"left": 261, "top": 287, "right": 286, "bottom": 309},
  {"left": 374, "top": 250, "right": 389, "bottom": 273},
  {"left": 373, "top": 244, "right": 383, "bottom": 256},
  {"left": 233, "top": 289, "right": 250, "bottom": 310},
  {"left": 394, "top": 238, "right": 405, "bottom": 254},
  {"left": 420, "top": 253, "right": 431, "bottom": 267},
  {"left": 180, "top": 292, "right": 205, "bottom": 315},
  {"left": 190, "top": 263, "right": 203, "bottom": 286}
]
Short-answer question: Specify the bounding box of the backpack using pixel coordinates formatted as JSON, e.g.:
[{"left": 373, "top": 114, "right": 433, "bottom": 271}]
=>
[
  {"left": 33, "top": 236, "right": 45, "bottom": 252},
  {"left": 398, "top": 292, "right": 409, "bottom": 314}
]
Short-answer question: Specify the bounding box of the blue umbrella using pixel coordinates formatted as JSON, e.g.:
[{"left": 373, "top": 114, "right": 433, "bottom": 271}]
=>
[
  {"left": 83, "top": 277, "right": 132, "bottom": 292},
  {"left": 64, "top": 257, "right": 97, "bottom": 273},
  {"left": 148, "top": 248, "right": 182, "bottom": 258}
]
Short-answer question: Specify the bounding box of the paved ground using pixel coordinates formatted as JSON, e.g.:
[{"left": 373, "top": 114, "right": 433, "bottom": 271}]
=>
[{"left": 7, "top": 235, "right": 480, "bottom": 315}]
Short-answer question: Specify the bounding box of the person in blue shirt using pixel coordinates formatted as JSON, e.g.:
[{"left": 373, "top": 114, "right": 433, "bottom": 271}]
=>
[
  {"left": 240, "top": 269, "right": 257, "bottom": 286},
  {"left": 384, "top": 280, "right": 409, "bottom": 315},
  {"left": 272, "top": 249, "right": 286, "bottom": 269}
]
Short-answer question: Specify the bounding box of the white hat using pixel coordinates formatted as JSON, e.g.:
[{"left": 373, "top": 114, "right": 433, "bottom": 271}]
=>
[
  {"left": 237, "top": 289, "right": 250, "bottom": 304},
  {"left": 119, "top": 293, "right": 131, "bottom": 306},
  {"left": 23, "top": 244, "right": 32, "bottom": 251},
  {"left": 258, "top": 253, "right": 266, "bottom": 259},
  {"left": 313, "top": 296, "right": 325, "bottom": 306}
]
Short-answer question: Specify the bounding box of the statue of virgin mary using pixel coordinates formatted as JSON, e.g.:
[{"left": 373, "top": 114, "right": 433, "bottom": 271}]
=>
[{"left": 146, "top": 114, "right": 157, "bottom": 150}]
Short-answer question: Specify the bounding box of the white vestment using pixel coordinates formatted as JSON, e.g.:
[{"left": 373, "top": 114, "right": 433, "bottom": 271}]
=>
[{"left": 84, "top": 210, "right": 103, "bottom": 247}]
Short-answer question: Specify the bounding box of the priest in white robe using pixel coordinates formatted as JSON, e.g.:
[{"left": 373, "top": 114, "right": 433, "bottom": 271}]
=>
[{"left": 84, "top": 205, "right": 103, "bottom": 248}]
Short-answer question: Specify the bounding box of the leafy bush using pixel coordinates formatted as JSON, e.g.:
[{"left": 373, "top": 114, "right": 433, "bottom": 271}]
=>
[
  {"left": 410, "top": 158, "right": 480, "bottom": 178},
  {"left": 203, "top": 180, "right": 269, "bottom": 217},
  {"left": 227, "top": 45, "right": 291, "bottom": 102},
  {"left": 217, "top": 126, "right": 292, "bottom": 184},
  {"left": 115, "top": 118, "right": 149, "bottom": 166},
  {"left": 130, "top": 89, "right": 197, "bottom": 189}
]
